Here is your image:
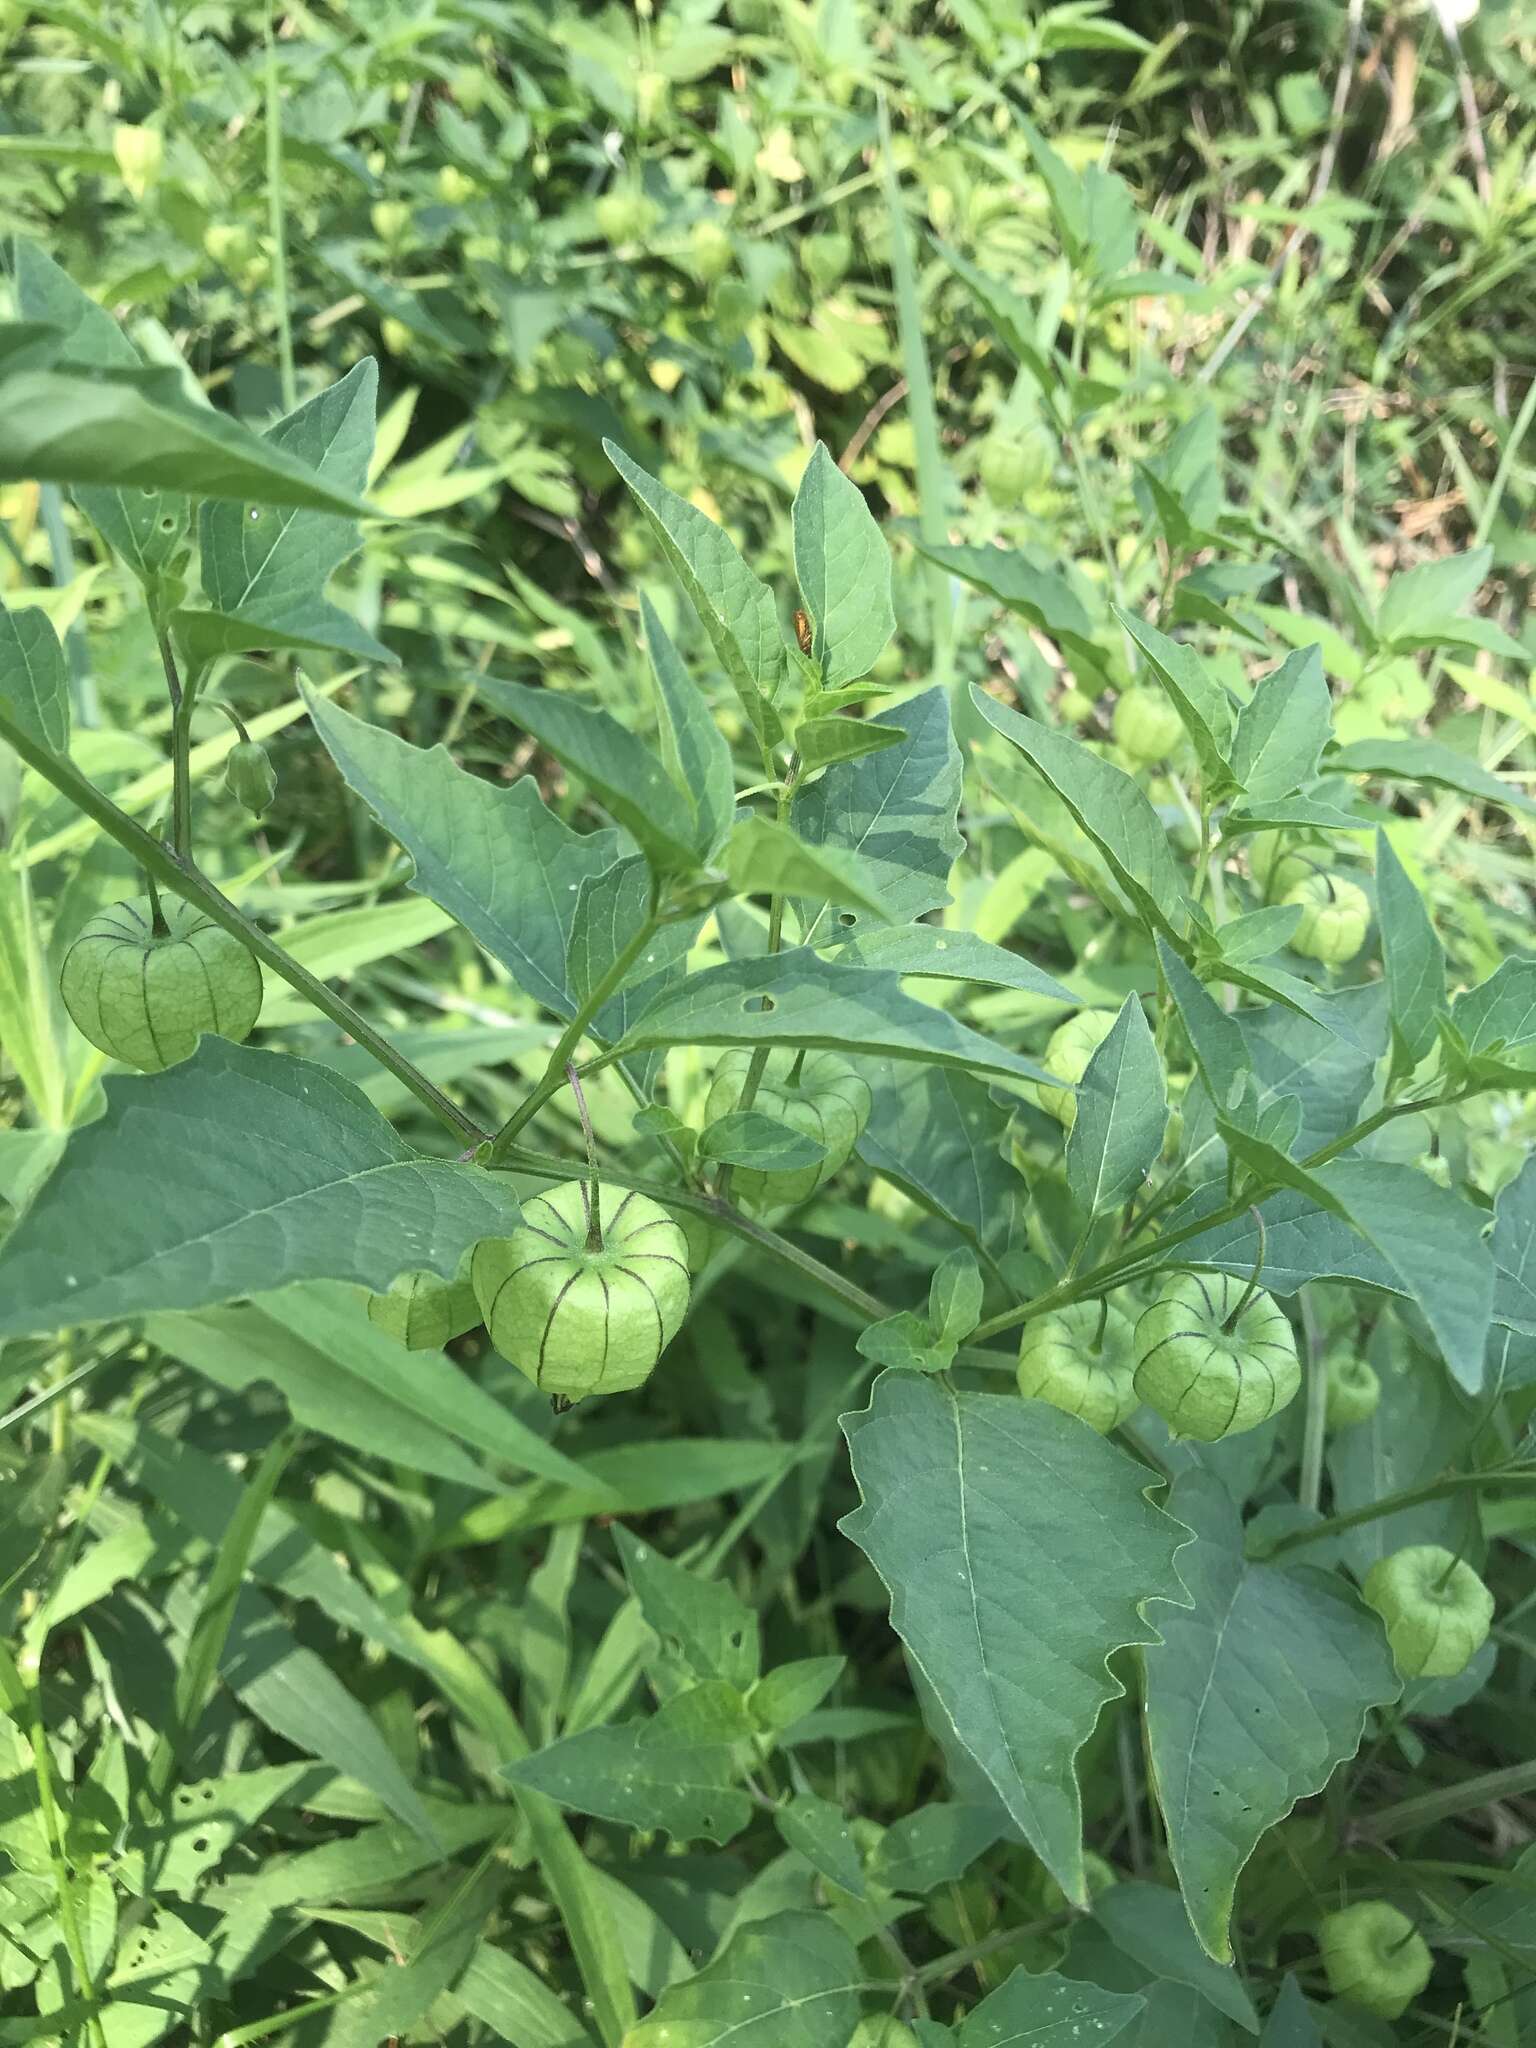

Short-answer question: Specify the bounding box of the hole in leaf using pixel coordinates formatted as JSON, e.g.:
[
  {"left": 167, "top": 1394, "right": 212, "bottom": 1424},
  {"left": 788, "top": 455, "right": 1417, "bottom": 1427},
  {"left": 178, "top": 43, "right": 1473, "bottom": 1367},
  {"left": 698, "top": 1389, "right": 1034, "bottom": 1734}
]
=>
[{"left": 838, "top": 912, "right": 857, "bottom": 927}]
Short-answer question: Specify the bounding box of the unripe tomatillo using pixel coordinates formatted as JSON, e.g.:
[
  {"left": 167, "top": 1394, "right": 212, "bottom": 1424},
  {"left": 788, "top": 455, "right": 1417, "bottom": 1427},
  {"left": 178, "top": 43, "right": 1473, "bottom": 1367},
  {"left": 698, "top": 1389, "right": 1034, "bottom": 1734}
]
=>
[
  {"left": 595, "top": 188, "right": 659, "bottom": 245},
  {"left": 704, "top": 1049, "right": 871, "bottom": 1209},
  {"left": 688, "top": 218, "right": 734, "bottom": 282},
  {"left": 370, "top": 200, "right": 411, "bottom": 244},
  {"left": 113, "top": 124, "right": 163, "bottom": 199},
  {"left": 1318, "top": 1901, "right": 1432, "bottom": 2019},
  {"left": 1323, "top": 1347, "right": 1380, "bottom": 1428},
  {"left": 1284, "top": 872, "right": 1370, "bottom": 965},
  {"left": 1057, "top": 688, "right": 1095, "bottom": 724},
  {"left": 226, "top": 740, "right": 277, "bottom": 817},
  {"left": 977, "top": 430, "right": 1051, "bottom": 506},
  {"left": 60, "top": 895, "right": 262, "bottom": 1072},
  {"left": 1112, "top": 686, "right": 1183, "bottom": 765},
  {"left": 1017, "top": 1298, "right": 1138, "bottom": 1434},
  {"left": 1362, "top": 1545, "right": 1494, "bottom": 1679},
  {"left": 1037, "top": 1010, "right": 1116, "bottom": 1129},
  {"left": 367, "top": 1270, "right": 480, "bottom": 1351},
  {"left": 203, "top": 223, "right": 258, "bottom": 272},
  {"left": 1133, "top": 1269, "right": 1300, "bottom": 1441},
  {"left": 472, "top": 1181, "right": 690, "bottom": 1399},
  {"left": 437, "top": 165, "right": 478, "bottom": 205}
]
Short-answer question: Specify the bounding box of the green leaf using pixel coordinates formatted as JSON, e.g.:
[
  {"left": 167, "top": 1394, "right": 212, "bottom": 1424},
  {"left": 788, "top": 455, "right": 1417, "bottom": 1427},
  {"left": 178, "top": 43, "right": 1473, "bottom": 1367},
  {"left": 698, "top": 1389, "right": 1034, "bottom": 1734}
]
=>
[
  {"left": 1327, "top": 1329, "right": 1475, "bottom": 1576},
  {"left": 1374, "top": 831, "right": 1446, "bottom": 1072},
  {"left": 795, "top": 688, "right": 964, "bottom": 943},
  {"left": 1492, "top": 1157, "right": 1536, "bottom": 1338},
  {"left": 835, "top": 924, "right": 1075, "bottom": 1004},
  {"left": 0, "top": 599, "right": 68, "bottom": 756},
  {"left": 304, "top": 684, "right": 622, "bottom": 1017},
  {"left": 957, "top": 1969, "right": 1145, "bottom": 2048},
  {"left": 620, "top": 948, "right": 1057, "bottom": 1087},
  {"left": 1144, "top": 1471, "right": 1399, "bottom": 1962},
  {"left": 1086, "top": 1883, "right": 1261, "bottom": 2034},
  {"left": 699, "top": 1110, "right": 827, "bottom": 1172},
  {"left": 193, "top": 359, "right": 386, "bottom": 664},
  {"left": 857, "top": 1060, "right": 1018, "bottom": 1250},
  {"left": 1229, "top": 648, "right": 1331, "bottom": 803},
  {"left": 0, "top": 366, "right": 374, "bottom": 517},
  {"left": 1259, "top": 1978, "right": 1324, "bottom": 2048},
  {"left": 1115, "top": 611, "right": 1236, "bottom": 791},
  {"left": 624, "top": 1912, "right": 863, "bottom": 2048},
  {"left": 502, "top": 1685, "right": 753, "bottom": 1845},
  {"left": 776, "top": 1793, "right": 866, "bottom": 1897},
  {"left": 605, "top": 439, "right": 784, "bottom": 748},
  {"left": 1067, "top": 994, "right": 1166, "bottom": 1217},
  {"left": 839, "top": 1370, "right": 1189, "bottom": 1904},
  {"left": 867, "top": 1803, "right": 1002, "bottom": 1895},
  {"left": 725, "top": 816, "right": 895, "bottom": 920},
  {"left": 1158, "top": 938, "right": 1247, "bottom": 1111},
  {"left": 1449, "top": 957, "right": 1536, "bottom": 1084},
  {"left": 1376, "top": 545, "right": 1489, "bottom": 647},
  {"left": 795, "top": 714, "right": 909, "bottom": 773},
  {"left": 478, "top": 676, "right": 703, "bottom": 876},
  {"left": 1209, "top": 905, "right": 1301, "bottom": 966},
  {"left": 792, "top": 442, "right": 895, "bottom": 686},
  {"left": 1327, "top": 736, "right": 1536, "bottom": 819},
  {"left": 0, "top": 1042, "right": 521, "bottom": 1338},
  {"left": 642, "top": 591, "right": 735, "bottom": 862},
  {"left": 973, "top": 689, "right": 1193, "bottom": 940},
  {"left": 612, "top": 1527, "right": 761, "bottom": 1689},
  {"left": 931, "top": 1248, "right": 984, "bottom": 1344},
  {"left": 1015, "top": 114, "right": 1090, "bottom": 262},
  {"left": 567, "top": 857, "right": 696, "bottom": 1045},
  {"left": 911, "top": 540, "right": 1098, "bottom": 649}
]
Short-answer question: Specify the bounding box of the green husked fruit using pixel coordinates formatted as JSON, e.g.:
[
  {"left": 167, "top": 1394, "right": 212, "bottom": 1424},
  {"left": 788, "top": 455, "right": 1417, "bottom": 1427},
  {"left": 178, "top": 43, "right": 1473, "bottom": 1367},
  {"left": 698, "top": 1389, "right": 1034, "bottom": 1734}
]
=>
[
  {"left": 688, "top": 217, "right": 734, "bottom": 282},
  {"left": 977, "top": 428, "right": 1052, "bottom": 506},
  {"left": 1323, "top": 1347, "right": 1380, "bottom": 1427},
  {"left": 595, "top": 189, "right": 659, "bottom": 245},
  {"left": 1284, "top": 872, "right": 1370, "bottom": 964},
  {"left": 1133, "top": 1270, "right": 1301, "bottom": 1441},
  {"left": 704, "top": 1049, "right": 871, "bottom": 1209},
  {"left": 367, "top": 1270, "right": 480, "bottom": 1350},
  {"left": 471, "top": 1181, "right": 690, "bottom": 1399},
  {"left": 1057, "top": 688, "right": 1095, "bottom": 724},
  {"left": 1318, "top": 1901, "right": 1432, "bottom": 2019},
  {"left": 226, "top": 739, "right": 277, "bottom": 816},
  {"left": 1037, "top": 1009, "right": 1116, "bottom": 1129},
  {"left": 60, "top": 897, "right": 263, "bottom": 1073},
  {"left": 1017, "top": 1299, "right": 1139, "bottom": 1434},
  {"left": 1362, "top": 1544, "right": 1494, "bottom": 1679},
  {"left": 1112, "top": 686, "right": 1183, "bottom": 765}
]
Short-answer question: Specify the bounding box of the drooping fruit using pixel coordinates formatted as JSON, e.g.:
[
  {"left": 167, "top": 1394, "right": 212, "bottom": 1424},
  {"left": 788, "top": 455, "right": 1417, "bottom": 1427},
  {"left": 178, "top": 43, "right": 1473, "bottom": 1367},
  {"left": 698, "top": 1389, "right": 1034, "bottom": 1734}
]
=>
[
  {"left": 367, "top": 1270, "right": 481, "bottom": 1351},
  {"left": 1361, "top": 1544, "right": 1494, "bottom": 1679},
  {"left": 60, "top": 897, "right": 263, "bottom": 1073},
  {"left": 1133, "top": 1270, "right": 1301, "bottom": 1441},
  {"left": 1017, "top": 1298, "right": 1139, "bottom": 1434},
  {"left": 1318, "top": 1901, "right": 1432, "bottom": 2019},
  {"left": 1284, "top": 872, "right": 1370, "bottom": 965},
  {"left": 703, "top": 1049, "right": 871, "bottom": 1210},
  {"left": 1036, "top": 1010, "right": 1116, "bottom": 1129},
  {"left": 1112, "top": 686, "right": 1183, "bottom": 765}
]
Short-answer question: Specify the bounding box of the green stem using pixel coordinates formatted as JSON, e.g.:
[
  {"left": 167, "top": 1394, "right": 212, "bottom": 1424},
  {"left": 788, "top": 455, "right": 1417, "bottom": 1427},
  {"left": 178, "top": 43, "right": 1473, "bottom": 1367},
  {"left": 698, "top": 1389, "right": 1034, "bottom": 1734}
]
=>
[
  {"left": 0, "top": 702, "right": 485, "bottom": 1147},
  {"left": 1361, "top": 1759, "right": 1536, "bottom": 1842},
  {"left": 155, "top": 626, "right": 194, "bottom": 861},
  {"left": 1297, "top": 1287, "right": 1327, "bottom": 1516},
  {"left": 485, "top": 910, "right": 662, "bottom": 1164},
  {"left": 264, "top": 16, "right": 297, "bottom": 413},
  {"left": 1263, "top": 1470, "right": 1533, "bottom": 1560}
]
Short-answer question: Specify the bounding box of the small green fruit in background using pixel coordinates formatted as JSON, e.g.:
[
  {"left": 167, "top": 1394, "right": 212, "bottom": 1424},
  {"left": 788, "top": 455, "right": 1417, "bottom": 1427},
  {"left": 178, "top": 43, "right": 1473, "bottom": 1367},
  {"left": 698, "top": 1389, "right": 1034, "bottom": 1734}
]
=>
[
  {"left": 595, "top": 188, "right": 660, "bottom": 245},
  {"left": 1285, "top": 872, "right": 1370, "bottom": 964},
  {"left": 203, "top": 222, "right": 257, "bottom": 272},
  {"left": 1112, "top": 686, "right": 1183, "bottom": 765},
  {"left": 847, "top": 2021, "right": 921, "bottom": 2048},
  {"left": 1248, "top": 833, "right": 1314, "bottom": 900},
  {"left": 226, "top": 740, "right": 277, "bottom": 817},
  {"left": 367, "top": 1270, "right": 480, "bottom": 1350},
  {"left": 1318, "top": 1901, "right": 1432, "bottom": 2018},
  {"left": 380, "top": 317, "right": 414, "bottom": 356},
  {"left": 704, "top": 1049, "right": 871, "bottom": 1209},
  {"left": 1057, "top": 688, "right": 1095, "bottom": 724},
  {"left": 1362, "top": 1544, "right": 1494, "bottom": 1679},
  {"left": 688, "top": 217, "right": 734, "bottom": 282},
  {"left": 1323, "top": 1347, "right": 1380, "bottom": 1427},
  {"left": 437, "top": 164, "right": 477, "bottom": 205},
  {"left": 977, "top": 428, "right": 1052, "bottom": 506},
  {"left": 472, "top": 1181, "right": 689, "bottom": 1399},
  {"left": 801, "top": 230, "right": 852, "bottom": 291},
  {"left": 60, "top": 896, "right": 262, "bottom": 1073},
  {"left": 370, "top": 200, "right": 411, "bottom": 244},
  {"left": 1036, "top": 1009, "right": 1116, "bottom": 1128},
  {"left": 1018, "top": 1298, "right": 1138, "bottom": 1434},
  {"left": 1133, "top": 1270, "right": 1300, "bottom": 1440},
  {"left": 113, "top": 124, "right": 163, "bottom": 199}
]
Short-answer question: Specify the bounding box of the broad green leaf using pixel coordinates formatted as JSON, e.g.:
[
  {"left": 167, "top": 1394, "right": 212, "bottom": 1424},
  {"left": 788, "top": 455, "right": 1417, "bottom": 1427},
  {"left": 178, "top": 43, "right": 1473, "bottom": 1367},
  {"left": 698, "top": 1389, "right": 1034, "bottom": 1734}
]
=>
[
  {"left": 566, "top": 857, "right": 696, "bottom": 1042},
  {"left": 867, "top": 1803, "right": 1002, "bottom": 1895},
  {"left": 224, "top": 1805, "right": 500, "bottom": 1912},
  {"left": 1448, "top": 957, "right": 1536, "bottom": 1085},
  {"left": 726, "top": 815, "right": 895, "bottom": 920},
  {"left": 957, "top": 1969, "right": 1144, "bottom": 2048},
  {"left": 973, "top": 689, "right": 1193, "bottom": 940},
  {"left": 1229, "top": 648, "right": 1330, "bottom": 803},
  {"left": 0, "top": 367, "right": 374, "bottom": 516},
  {"left": 930, "top": 1248, "right": 984, "bottom": 1344},
  {"left": 108, "top": 1763, "right": 322, "bottom": 1899},
  {"left": 795, "top": 688, "right": 964, "bottom": 943},
  {"left": 1016, "top": 114, "right": 1090, "bottom": 261},
  {"left": 1259, "top": 1978, "right": 1324, "bottom": 2048},
  {"left": 1327, "top": 1327, "right": 1476, "bottom": 1576},
  {"left": 502, "top": 1685, "right": 752, "bottom": 1845},
  {"left": 1492, "top": 1157, "right": 1536, "bottom": 1338},
  {"left": 1374, "top": 831, "right": 1445, "bottom": 1072},
  {"left": 624, "top": 1912, "right": 863, "bottom": 2048},
  {"left": 305, "top": 684, "right": 622, "bottom": 1017},
  {"left": 478, "top": 675, "right": 703, "bottom": 875},
  {"left": 1115, "top": 611, "right": 1235, "bottom": 791},
  {"left": 1144, "top": 1471, "right": 1399, "bottom": 1962},
  {"left": 1171, "top": 1188, "right": 1400, "bottom": 1298},
  {"left": 1083, "top": 1883, "right": 1260, "bottom": 2034},
  {"left": 612, "top": 1527, "right": 761, "bottom": 1689},
  {"left": 840, "top": 1370, "right": 1188, "bottom": 1903},
  {"left": 442, "top": 1439, "right": 793, "bottom": 1546},
  {"left": 605, "top": 439, "right": 784, "bottom": 747},
  {"left": 193, "top": 359, "right": 387, "bottom": 664},
  {"left": 0, "top": 1042, "right": 521, "bottom": 1338},
  {"left": 1376, "top": 546, "right": 1489, "bottom": 646},
  {"left": 857, "top": 1060, "right": 1017, "bottom": 1250},
  {"left": 619, "top": 948, "right": 1056, "bottom": 1087},
  {"left": 642, "top": 591, "right": 734, "bottom": 861},
  {"left": 0, "top": 599, "right": 68, "bottom": 756},
  {"left": 1067, "top": 994, "right": 1166, "bottom": 1216},
  {"left": 795, "top": 714, "right": 908, "bottom": 773},
  {"left": 912, "top": 540, "right": 1098, "bottom": 649},
  {"left": 934, "top": 242, "right": 1059, "bottom": 399},
  {"left": 792, "top": 442, "right": 895, "bottom": 685},
  {"left": 835, "top": 924, "right": 1075, "bottom": 1004},
  {"left": 699, "top": 1111, "right": 827, "bottom": 1171},
  {"left": 1209, "top": 905, "right": 1301, "bottom": 966},
  {"left": 1158, "top": 938, "right": 1246, "bottom": 1111},
  {"left": 776, "top": 1793, "right": 865, "bottom": 1897},
  {"left": 1327, "top": 736, "right": 1536, "bottom": 819}
]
